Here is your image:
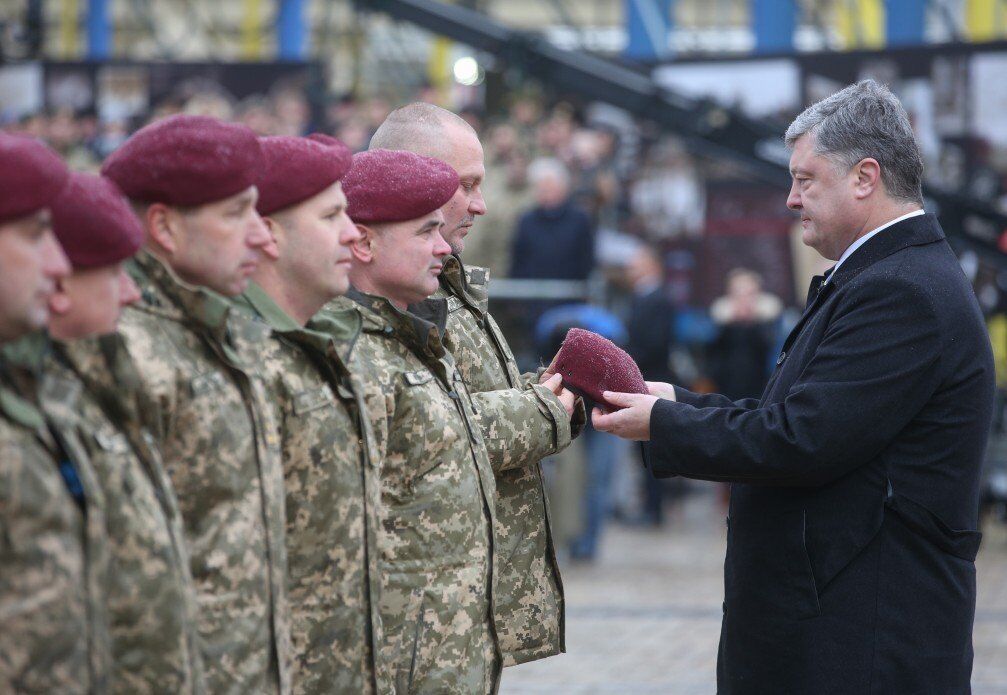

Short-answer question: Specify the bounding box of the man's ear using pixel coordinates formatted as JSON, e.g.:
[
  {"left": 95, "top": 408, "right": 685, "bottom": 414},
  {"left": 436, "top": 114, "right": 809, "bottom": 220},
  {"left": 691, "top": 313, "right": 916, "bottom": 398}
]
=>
[
  {"left": 48, "top": 276, "right": 72, "bottom": 316},
  {"left": 349, "top": 223, "right": 375, "bottom": 264},
  {"left": 145, "top": 203, "right": 180, "bottom": 255},
  {"left": 853, "top": 158, "right": 881, "bottom": 200},
  {"left": 261, "top": 216, "right": 283, "bottom": 262}
]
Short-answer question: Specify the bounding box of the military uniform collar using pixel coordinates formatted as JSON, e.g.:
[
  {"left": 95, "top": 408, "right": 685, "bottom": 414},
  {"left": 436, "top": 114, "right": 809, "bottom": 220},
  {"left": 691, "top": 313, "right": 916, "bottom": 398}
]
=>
[
  {"left": 129, "top": 250, "right": 234, "bottom": 338},
  {"left": 241, "top": 282, "right": 302, "bottom": 332},
  {"left": 0, "top": 333, "right": 52, "bottom": 433},
  {"left": 345, "top": 286, "right": 448, "bottom": 357},
  {"left": 241, "top": 282, "right": 363, "bottom": 364},
  {"left": 439, "top": 255, "right": 490, "bottom": 314}
]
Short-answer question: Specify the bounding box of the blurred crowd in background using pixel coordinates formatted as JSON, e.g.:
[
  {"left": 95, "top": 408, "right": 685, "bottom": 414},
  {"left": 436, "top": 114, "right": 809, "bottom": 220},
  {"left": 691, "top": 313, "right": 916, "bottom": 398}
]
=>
[{"left": 8, "top": 79, "right": 1007, "bottom": 561}]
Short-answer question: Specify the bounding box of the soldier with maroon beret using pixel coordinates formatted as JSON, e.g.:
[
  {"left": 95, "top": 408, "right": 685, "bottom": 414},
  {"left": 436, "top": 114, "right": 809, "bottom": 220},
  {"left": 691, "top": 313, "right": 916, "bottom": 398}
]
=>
[
  {"left": 0, "top": 134, "right": 110, "bottom": 693},
  {"left": 233, "top": 134, "right": 387, "bottom": 693},
  {"left": 102, "top": 114, "right": 293, "bottom": 694},
  {"left": 29, "top": 172, "right": 206, "bottom": 693},
  {"left": 371, "top": 103, "right": 581, "bottom": 669},
  {"left": 326, "top": 148, "right": 504, "bottom": 693}
]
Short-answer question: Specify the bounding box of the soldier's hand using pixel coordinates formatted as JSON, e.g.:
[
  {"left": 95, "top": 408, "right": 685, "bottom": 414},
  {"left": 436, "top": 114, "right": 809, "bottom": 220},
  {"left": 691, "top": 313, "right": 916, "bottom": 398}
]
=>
[
  {"left": 542, "top": 373, "right": 576, "bottom": 417},
  {"left": 557, "top": 387, "right": 576, "bottom": 418},
  {"left": 539, "top": 351, "right": 560, "bottom": 384}
]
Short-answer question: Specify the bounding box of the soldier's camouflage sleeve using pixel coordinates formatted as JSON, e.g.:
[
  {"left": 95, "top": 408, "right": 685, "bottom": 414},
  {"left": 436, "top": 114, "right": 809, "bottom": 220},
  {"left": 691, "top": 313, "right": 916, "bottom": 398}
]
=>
[{"left": 469, "top": 382, "right": 572, "bottom": 472}]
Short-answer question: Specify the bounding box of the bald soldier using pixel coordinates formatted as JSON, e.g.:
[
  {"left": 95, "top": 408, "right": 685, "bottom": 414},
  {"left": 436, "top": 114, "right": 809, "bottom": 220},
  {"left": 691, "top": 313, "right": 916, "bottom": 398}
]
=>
[
  {"left": 37, "top": 172, "right": 204, "bottom": 693},
  {"left": 370, "top": 103, "right": 581, "bottom": 665},
  {"left": 328, "top": 149, "right": 514, "bottom": 693},
  {"left": 0, "top": 134, "right": 110, "bottom": 692},
  {"left": 102, "top": 115, "right": 292, "bottom": 694},
  {"left": 231, "top": 134, "right": 385, "bottom": 694}
]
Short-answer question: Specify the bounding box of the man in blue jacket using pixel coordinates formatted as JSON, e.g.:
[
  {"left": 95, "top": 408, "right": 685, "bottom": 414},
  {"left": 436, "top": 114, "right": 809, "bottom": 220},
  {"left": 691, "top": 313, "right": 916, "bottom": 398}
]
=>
[{"left": 594, "top": 79, "right": 995, "bottom": 694}]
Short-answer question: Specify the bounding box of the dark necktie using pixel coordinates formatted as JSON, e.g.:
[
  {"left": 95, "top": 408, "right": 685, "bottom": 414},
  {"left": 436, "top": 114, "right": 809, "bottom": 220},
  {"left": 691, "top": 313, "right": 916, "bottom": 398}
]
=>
[{"left": 806, "top": 267, "right": 836, "bottom": 308}]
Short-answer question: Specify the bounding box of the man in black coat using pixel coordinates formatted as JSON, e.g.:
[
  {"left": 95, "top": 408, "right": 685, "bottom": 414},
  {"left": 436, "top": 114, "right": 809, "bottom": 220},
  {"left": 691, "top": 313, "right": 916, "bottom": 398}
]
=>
[{"left": 594, "top": 79, "right": 995, "bottom": 694}]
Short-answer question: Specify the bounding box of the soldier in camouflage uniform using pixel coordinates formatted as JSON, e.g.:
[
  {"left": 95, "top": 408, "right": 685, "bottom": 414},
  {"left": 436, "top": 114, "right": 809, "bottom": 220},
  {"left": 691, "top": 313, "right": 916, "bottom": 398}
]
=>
[
  {"left": 36, "top": 172, "right": 205, "bottom": 693},
  {"left": 0, "top": 134, "right": 111, "bottom": 692},
  {"left": 329, "top": 149, "right": 505, "bottom": 693},
  {"left": 232, "top": 134, "right": 386, "bottom": 693},
  {"left": 371, "top": 103, "right": 583, "bottom": 665},
  {"left": 101, "top": 115, "right": 292, "bottom": 694}
]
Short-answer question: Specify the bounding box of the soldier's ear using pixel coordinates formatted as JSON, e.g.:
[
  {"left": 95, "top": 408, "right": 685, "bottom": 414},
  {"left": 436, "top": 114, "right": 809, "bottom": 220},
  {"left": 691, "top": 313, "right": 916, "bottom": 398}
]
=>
[
  {"left": 349, "top": 223, "right": 375, "bottom": 264},
  {"left": 260, "top": 216, "right": 282, "bottom": 262},
  {"left": 48, "top": 277, "right": 72, "bottom": 316},
  {"left": 146, "top": 203, "right": 179, "bottom": 256}
]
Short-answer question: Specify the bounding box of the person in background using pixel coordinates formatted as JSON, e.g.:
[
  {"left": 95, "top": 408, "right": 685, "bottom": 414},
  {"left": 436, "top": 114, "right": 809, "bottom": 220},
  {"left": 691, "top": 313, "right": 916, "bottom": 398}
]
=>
[
  {"left": 509, "top": 157, "right": 595, "bottom": 284},
  {"left": 624, "top": 247, "right": 682, "bottom": 526},
  {"left": 708, "top": 268, "right": 782, "bottom": 402}
]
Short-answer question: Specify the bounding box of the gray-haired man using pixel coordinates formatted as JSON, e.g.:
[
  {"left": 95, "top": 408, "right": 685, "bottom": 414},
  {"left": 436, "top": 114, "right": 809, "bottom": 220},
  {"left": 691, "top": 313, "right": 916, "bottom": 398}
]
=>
[
  {"left": 595, "top": 79, "right": 994, "bottom": 693},
  {"left": 370, "top": 104, "right": 583, "bottom": 667}
]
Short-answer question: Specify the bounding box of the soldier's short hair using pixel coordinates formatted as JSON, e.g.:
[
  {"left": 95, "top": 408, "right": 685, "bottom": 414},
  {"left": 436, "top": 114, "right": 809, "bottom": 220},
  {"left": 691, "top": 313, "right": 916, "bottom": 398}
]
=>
[{"left": 369, "top": 102, "right": 475, "bottom": 160}]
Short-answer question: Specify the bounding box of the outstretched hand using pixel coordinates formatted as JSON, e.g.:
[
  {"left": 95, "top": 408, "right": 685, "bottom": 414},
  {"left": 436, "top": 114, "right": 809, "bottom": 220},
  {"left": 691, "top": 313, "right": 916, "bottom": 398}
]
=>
[{"left": 591, "top": 391, "right": 659, "bottom": 441}]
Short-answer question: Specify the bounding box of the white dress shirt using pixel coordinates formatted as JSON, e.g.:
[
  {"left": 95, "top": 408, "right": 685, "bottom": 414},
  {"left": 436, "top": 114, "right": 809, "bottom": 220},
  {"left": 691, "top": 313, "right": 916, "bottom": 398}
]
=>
[{"left": 824, "top": 209, "right": 925, "bottom": 284}]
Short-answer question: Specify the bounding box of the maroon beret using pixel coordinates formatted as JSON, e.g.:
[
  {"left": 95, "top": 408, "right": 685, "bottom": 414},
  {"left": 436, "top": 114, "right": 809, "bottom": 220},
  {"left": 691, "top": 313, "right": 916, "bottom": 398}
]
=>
[
  {"left": 256, "top": 134, "right": 353, "bottom": 216},
  {"left": 554, "top": 328, "right": 647, "bottom": 412},
  {"left": 0, "top": 132, "right": 69, "bottom": 223},
  {"left": 101, "top": 114, "right": 263, "bottom": 207},
  {"left": 51, "top": 173, "right": 144, "bottom": 269},
  {"left": 342, "top": 149, "right": 459, "bottom": 224}
]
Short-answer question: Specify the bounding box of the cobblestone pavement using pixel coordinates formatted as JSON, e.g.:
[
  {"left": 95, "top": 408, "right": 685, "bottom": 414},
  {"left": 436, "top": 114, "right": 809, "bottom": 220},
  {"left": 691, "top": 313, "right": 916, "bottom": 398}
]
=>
[{"left": 500, "top": 490, "right": 1007, "bottom": 695}]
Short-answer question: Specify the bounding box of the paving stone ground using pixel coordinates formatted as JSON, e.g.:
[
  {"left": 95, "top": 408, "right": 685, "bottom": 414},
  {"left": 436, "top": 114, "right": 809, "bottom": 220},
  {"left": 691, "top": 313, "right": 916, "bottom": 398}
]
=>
[{"left": 500, "top": 490, "right": 1007, "bottom": 695}]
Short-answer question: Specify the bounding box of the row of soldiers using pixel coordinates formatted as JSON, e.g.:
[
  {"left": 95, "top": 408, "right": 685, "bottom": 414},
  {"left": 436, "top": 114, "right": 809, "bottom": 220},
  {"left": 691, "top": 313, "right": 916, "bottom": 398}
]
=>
[{"left": 0, "top": 103, "right": 584, "bottom": 694}]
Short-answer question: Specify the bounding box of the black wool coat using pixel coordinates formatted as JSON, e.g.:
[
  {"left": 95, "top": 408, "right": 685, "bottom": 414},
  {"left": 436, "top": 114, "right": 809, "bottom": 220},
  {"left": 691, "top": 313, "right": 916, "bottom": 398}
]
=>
[{"left": 644, "top": 213, "right": 995, "bottom": 694}]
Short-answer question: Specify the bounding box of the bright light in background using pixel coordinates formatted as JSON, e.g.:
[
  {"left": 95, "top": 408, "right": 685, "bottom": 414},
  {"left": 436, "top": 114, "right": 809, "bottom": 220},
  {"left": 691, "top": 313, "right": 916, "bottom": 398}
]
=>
[{"left": 453, "top": 56, "right": 482, "bottom": 86}]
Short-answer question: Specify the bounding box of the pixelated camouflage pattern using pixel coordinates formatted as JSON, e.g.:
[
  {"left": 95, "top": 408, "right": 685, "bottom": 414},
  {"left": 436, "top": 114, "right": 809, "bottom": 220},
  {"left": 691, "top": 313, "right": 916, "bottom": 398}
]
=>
[
  {"left": 234, "top": 283, "right": 386, "bottom": 695},
  {"left": 0, "top": 338, "right": 110, "bottom": 693},
  {"left": 433, "top": 255, "right": 576, "bottom": 666},
  {"left": 43, "top": 335, "right": 205, "bottom": 694},
  {"left": 326, "top": 290, "right": 501, "bottom": 694},
  {"left": 119, "top": 251, "right": 292, "bottom": 695}
]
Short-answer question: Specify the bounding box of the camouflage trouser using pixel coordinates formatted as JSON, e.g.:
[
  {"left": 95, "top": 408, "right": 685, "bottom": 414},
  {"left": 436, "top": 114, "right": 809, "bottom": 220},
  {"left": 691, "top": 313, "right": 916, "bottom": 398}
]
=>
[{"left": 380, "top": 565, "right": 498, "bottom": 694}]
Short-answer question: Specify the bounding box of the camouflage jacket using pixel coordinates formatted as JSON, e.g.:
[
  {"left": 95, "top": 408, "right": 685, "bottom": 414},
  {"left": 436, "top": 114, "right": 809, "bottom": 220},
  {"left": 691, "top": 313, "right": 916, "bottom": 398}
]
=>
[
  {"left": 0, "top": 337, "right": 110, "bottom": 693},
  {"left": 40, "top": 335, "right": 204, "bottom": 694},
  {"left": 233, "top": 283, "right": 385, "bottom": 695},
  {"left": 433, "top": 255, "right": 580, "bottom": 666},
  {"left": 327, "top": 290, "right": 500, "bottom": 695},
  {"left": 119, "top": 251, "right": 292, "bottom": 694}
]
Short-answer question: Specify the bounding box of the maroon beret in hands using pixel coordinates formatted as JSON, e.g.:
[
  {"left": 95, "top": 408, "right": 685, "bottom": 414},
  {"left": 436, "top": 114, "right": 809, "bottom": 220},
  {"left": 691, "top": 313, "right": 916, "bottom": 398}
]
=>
[
  {"left": 0, "top": 132, "right": 69, "bottom": 223},
  {"left": 256, "top": 134, "right": 353, "bottom": 216},
  {"left": 554, "top": 328, "right": 648, "bottom": 411},
  {"left": 342, "top": 149, "right": 459, "bottom": 224},
  {"left": 101, "top": 114, "right": 263, "bottom": 207},
  {"left": 51, "top": 173, "right": 143, "bottom": 269}
]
